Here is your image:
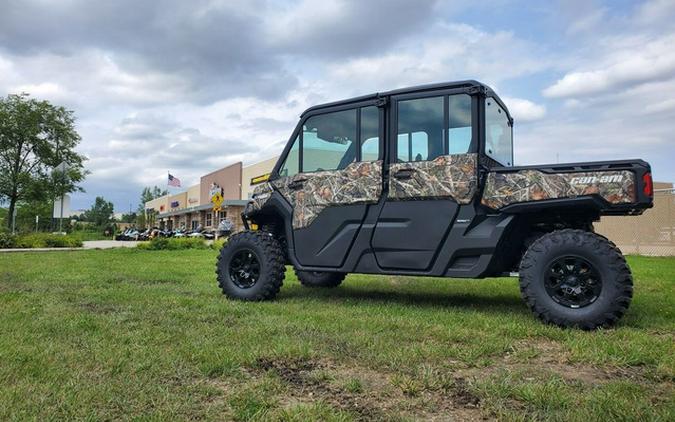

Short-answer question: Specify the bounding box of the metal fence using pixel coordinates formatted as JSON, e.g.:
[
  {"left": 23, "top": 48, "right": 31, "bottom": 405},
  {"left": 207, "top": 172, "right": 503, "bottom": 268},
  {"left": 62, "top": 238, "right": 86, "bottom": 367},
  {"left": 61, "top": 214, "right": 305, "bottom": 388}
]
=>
[{"left": 595, "top": 189, "right": 675, "bottom": 256}]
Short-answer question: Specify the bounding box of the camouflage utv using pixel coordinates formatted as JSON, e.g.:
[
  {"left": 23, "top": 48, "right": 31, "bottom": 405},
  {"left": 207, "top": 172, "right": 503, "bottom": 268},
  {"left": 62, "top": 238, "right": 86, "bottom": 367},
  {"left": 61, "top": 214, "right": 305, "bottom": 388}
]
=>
[{"left": 216, "top": 81, "right": 653, "bottom": 329}]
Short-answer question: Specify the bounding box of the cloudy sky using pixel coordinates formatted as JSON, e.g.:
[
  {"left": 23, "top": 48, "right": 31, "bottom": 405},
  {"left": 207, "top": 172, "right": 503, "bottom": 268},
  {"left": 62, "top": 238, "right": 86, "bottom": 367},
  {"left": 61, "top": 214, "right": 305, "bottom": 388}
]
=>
[{"left": 1, "top": 0, "right": 674, "bottom": 211}]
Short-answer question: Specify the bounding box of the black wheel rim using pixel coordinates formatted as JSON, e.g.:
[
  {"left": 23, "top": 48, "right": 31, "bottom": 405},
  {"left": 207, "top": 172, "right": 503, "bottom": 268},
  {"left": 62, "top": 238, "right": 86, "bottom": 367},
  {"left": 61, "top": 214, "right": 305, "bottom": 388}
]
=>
[
  {"left": 545, "top": 256, "right": 602, "bottom": 308},
  {"left": 229, "top": 249, "right": 261, "bottom": 289}
]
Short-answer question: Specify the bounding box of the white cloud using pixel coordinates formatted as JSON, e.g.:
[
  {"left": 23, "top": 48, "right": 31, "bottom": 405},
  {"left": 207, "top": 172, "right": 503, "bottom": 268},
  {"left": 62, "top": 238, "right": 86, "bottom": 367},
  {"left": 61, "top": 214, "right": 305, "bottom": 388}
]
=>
[
  {"left": 643, "top": 98, "right": 675, "bottom": 114},
  {"left": 320, "top": 23, "right": 550, "bottom": 101},
  {"left": 502, "top": 97, "right": 546, "bottom": 122},
  {"left": 543, "top": 34, "right": 675, "bottom": 98},
  {"left": 11, "top": 82, "right": 67, "bottom": 100},
  {"left": 2, "top": 1, "right": 674, "bottom": 210}
]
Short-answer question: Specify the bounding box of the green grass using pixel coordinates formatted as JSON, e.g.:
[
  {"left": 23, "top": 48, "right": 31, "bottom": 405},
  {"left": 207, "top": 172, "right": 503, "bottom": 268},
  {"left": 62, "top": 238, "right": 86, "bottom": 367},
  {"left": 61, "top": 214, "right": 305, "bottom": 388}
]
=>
[{"left": 0, "top": 250, "right": 673, "bottom": 420}]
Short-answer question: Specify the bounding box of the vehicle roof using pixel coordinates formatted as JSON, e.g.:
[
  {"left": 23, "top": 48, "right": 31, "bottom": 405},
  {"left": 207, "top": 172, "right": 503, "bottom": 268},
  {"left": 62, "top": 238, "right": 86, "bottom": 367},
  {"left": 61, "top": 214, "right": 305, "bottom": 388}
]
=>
[{"left": 300, "top": 80, "right": 509, "bottom": 118}]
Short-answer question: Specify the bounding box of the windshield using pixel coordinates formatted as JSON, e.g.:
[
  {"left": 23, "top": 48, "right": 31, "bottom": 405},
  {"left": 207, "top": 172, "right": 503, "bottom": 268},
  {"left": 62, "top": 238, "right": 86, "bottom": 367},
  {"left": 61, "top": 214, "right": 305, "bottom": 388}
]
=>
[{"left": 485, "top": 98, "right": 513, "bottom": 166}]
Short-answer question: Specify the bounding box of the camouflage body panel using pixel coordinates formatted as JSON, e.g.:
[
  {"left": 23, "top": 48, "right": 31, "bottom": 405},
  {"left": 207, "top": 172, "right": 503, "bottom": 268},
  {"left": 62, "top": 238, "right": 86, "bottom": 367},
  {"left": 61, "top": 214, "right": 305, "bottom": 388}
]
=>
[
  {"left": 481, "top": 170, "right": 636, "bottom": 209},
  {"left": 388, "top": 153, "right": 478, "bottom": 203},
  {"left": 272, "top": 161, "right": 383, "bottom": 229},
  {"left": 246, "top": 182, "right": 275, "bottom": 213}
]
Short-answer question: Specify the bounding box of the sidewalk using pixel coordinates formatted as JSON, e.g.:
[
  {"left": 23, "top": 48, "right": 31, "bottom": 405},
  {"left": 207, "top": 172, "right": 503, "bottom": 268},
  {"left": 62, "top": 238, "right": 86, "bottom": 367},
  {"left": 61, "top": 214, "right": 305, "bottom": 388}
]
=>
[{"left": 0, "top": 240, "right": 140, "bottom": 253}]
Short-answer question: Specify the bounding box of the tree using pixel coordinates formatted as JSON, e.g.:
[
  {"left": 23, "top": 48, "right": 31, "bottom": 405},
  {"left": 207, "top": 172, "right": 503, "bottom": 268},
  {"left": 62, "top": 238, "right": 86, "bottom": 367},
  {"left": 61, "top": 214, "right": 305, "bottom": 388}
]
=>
[
  {"left": 0, "top": 207, "right": 7, "bottom": 230},
  {"left": 0, "top": 94, "right": 87, "bottom": 230},
  {"left": 83, "top": 196, "right": 114, "bottom": 228},
  {"left": 139, "top": 186, "right": 168, "bottom": 208},
  {"left": 120, "top": 212, "right": 137, "bottom": 223},
  {"left": 137, "top": 185, "right": 167, "bottom": 228},
  {"left": 15, "top": 199, "right": 52, "bottom": 232}
]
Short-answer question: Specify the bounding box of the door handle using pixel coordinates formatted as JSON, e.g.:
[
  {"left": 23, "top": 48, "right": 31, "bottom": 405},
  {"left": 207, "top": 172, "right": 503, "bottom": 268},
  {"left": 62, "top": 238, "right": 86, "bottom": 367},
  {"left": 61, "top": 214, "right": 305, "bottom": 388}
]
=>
[
  {"left": 393, "top": 168, "right": 416, "bottom": 180},
  {"left": 287, "top": 179, "right": 306, "bottom": 190}
]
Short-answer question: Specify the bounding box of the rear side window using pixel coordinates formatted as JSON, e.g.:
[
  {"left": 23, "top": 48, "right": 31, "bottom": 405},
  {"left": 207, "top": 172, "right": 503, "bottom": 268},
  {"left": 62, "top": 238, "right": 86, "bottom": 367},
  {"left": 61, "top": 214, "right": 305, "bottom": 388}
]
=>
[
  {"left": 397, "top": 96, "right": 444, "bottom": 162},
  {"left": 396, "top": 94, "right": 473, "bottom": 162}
]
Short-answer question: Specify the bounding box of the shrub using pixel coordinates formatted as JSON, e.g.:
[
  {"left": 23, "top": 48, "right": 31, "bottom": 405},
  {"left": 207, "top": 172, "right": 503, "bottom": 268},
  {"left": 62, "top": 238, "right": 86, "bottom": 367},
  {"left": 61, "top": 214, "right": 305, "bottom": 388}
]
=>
[
  {"left": 69, "top": 229, "right": 111, "bottom": 241},
  {"left": 137, "top": 237, "right": 209, "bottom": 251},
  {"left": 210, "top": 238, "right": 227, "bottom": 250},
  {"left": 0, "top": 232, "right": 16, "bottom": 248},
  {"left": 8, "top": 233, "right": 83, "bottom": 249},
  {"left": 43, "top": 235, "right": 83, "bottom": 248}
]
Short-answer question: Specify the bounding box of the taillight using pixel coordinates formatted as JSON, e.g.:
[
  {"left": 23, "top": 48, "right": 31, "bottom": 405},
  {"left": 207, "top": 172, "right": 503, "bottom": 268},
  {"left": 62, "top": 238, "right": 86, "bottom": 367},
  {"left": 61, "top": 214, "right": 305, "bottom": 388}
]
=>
[{"left": 643, "top": 172, "right": 653, "bottom": 197}]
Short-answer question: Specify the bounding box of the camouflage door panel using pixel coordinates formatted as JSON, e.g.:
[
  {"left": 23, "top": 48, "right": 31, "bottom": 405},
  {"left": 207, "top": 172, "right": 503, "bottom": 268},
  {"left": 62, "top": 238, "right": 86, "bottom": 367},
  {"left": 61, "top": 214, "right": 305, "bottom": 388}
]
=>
[
  {"left": 481, "top": 170, "right": 636, "bottom": 209},
  {"left": 272, "top": 161, "right": 383, "bottom": 229},
  {"left": 247, "top": 182, "right": 275, "bottom": 213},
  {"left": 388, "top": 153, "right": 478, "bottom": 203}
]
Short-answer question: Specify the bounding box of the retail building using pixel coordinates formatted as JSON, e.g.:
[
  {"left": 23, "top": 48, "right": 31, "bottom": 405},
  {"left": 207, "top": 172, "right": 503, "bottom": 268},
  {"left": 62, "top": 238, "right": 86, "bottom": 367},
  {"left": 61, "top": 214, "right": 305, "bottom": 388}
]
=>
[{"left": 145, "top": 158, "right": 277, "bottom": 232}]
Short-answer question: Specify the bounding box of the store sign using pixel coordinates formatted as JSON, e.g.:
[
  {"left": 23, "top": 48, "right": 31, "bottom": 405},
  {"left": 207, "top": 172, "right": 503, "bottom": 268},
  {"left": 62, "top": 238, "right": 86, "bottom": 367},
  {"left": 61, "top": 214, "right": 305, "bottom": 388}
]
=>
[
  {"left": 160, "top": 205, "right": 165, "bottom": 211},
  {"left": 171, "top": 201, "right": 180, "bottom": 208},
  {"left": 188, "top": 197, "right": 199, "bottom": 204},
  {"left": 250, "top": 173, "right": 271, "bottom": 185},
  {"left": 209, "top": 182, "right": 223, "bottom": 198},
  {"left": 210, "top": 182, "right": 224, "bottom": 212}
]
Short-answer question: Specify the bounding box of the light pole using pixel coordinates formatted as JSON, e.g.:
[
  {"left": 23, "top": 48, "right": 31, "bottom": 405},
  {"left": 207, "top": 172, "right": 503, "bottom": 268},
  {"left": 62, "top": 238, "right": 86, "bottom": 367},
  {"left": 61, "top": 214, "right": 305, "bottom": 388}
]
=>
[
  {"left": 11, "top": 207, "right": 17, "bottom": 235},
  {"left": 53, "top": 161, "right": 68, "bottom": 234}
]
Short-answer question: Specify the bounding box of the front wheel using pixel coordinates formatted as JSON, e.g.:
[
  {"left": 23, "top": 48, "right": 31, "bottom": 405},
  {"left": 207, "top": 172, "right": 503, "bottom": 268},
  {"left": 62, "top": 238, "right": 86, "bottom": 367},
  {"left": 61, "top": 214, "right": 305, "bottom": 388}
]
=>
[
  {"left": 519, "top": 229, "right": 633, "bottom": 329},
  {"left": 216, "top": 231, "right": 285, "bottom": 301}
]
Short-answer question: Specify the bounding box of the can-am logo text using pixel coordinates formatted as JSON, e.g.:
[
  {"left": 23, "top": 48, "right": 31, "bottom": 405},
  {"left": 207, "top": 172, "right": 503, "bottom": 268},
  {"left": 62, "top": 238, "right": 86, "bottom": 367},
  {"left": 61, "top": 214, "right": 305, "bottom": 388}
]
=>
[{"left": 570, "top": 175, "right": 624, "bottom": 185}]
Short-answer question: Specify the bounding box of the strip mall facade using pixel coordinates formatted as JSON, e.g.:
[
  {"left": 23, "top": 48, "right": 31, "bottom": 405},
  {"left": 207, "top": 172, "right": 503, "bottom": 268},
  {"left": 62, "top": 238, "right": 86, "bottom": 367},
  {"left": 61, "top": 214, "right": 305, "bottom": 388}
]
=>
[{"left": 144, "top": 157, "right": 277, "bottom": 232}]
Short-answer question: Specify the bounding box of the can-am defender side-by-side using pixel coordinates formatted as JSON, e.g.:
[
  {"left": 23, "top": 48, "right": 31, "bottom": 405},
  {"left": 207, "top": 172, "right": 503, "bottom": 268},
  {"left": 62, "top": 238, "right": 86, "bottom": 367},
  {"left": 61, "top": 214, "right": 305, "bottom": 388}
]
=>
[{"left": 216, "top": 80, "right": 653, "bottom": 329}]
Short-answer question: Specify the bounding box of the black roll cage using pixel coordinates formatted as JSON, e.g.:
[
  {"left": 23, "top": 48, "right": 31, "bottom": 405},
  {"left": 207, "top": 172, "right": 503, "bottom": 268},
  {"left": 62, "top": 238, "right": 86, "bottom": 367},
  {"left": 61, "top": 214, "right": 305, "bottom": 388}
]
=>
[{"left": 269, "top": 80, "right": 514, "bottom": 181}]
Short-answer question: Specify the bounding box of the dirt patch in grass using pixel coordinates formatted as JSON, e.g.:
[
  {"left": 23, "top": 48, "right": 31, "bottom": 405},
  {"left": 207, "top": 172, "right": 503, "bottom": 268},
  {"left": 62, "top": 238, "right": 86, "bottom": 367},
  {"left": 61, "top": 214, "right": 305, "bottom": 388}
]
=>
[
  {"left": 0, "top": 283, "right": 33, "bottom": 293},
  {"left": 491, "top": 338, "right": 649, "bottom": 384},
  {"left": 252, "top": 357, "right": 385, "bottom": 420},
  {"left": 452, "top": 377, "right": 481, "bottom": 407},
  {"left": 246, "top": 356, "right": 488, "bottom": 421}
]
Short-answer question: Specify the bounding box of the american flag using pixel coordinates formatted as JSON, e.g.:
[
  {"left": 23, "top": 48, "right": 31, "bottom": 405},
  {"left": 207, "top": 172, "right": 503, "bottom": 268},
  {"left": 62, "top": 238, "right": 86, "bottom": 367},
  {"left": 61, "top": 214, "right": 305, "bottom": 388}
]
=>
[{"left": 168, "top": 173, "right": 181, "bottom": 187}]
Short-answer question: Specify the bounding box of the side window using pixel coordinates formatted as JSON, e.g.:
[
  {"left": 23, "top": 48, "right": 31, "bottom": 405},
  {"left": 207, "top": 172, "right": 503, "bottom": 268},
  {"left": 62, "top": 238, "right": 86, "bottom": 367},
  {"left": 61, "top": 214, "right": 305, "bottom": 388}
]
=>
[
  {"left": 360, "top": 106, "right": 380, "bottom": 161},
  {"left": 448, "top": 94, "right": 472, "bottom": 154},
  {"left": 278, "top": 134, "right": 299, "bottom": 177},
  {"left": 397, "top": 96, "right": 444, "bottom": 162},
  {"left": 397, "top": 132, "right": 429, "bottom": 162},
  {"left": 485, "top": 98, "right": 513, "bottom": 166},
  {"left": 303, "top": 109, "right": 357, "bottom": 172}
]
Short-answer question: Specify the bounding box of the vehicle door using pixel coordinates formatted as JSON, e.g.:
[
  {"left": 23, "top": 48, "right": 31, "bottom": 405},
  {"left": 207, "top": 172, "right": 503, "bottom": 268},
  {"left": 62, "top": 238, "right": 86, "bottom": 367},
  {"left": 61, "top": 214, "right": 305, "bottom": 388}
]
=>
[
  {"left": 371, "top": 91, "right": 478, "bottom": 271},
  {"left": 273, "top": 103, "right": 384, "bottom": 267}
]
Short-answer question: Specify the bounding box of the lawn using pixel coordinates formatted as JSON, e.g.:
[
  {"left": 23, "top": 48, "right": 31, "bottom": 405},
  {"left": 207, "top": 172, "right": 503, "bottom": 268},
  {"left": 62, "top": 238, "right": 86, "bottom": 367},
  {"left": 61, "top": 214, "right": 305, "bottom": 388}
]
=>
[{"left": 0, "top": 250, "right": 673, "bottom": 421}]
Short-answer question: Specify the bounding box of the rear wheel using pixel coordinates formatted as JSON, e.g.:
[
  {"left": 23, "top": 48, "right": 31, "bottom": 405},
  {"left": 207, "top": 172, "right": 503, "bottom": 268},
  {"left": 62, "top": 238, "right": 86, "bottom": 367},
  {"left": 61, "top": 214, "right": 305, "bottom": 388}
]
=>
[
  {"left": 295, "top": 269, "right": 345, "bottom": 288},
  {"left": 216, "top": 231, "right": 285, "bottom": 301},
  {"left": 519, "top": 229, "right": 633, "bottom": 329}
]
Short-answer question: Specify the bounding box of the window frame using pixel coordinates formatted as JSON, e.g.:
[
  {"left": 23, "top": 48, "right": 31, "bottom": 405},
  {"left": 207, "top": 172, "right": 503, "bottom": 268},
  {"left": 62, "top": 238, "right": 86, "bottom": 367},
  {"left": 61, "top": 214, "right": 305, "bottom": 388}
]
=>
[
  {"left": 389, "top": 89, "right": 478, "bottom": 164},
  {"left": 271, "top": 99, "right": 384, "bottom": 179}
]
